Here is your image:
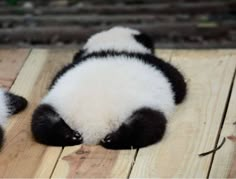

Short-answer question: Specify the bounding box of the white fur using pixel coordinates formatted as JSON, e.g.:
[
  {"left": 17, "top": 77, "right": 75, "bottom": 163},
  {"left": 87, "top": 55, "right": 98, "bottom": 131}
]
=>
[
  {"left": 0, "top": 89, "right": 9, "bottom": 126},
  {"left": 43, "top": 56, "right": 175, "bottom": 144},
  {"left": 83, "top": 27, "right": 151, "bottom": 54}
]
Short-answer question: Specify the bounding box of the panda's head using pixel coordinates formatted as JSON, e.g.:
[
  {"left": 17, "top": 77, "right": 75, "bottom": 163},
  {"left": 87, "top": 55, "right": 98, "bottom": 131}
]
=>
[{"left": 82, "top": 26, "right": 154, "bottom": 55}]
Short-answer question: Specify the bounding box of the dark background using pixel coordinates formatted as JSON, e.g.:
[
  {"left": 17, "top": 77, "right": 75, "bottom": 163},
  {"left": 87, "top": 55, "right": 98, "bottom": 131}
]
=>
[{"left": 0, "top": 0, "right": 236, "bottom": 48}]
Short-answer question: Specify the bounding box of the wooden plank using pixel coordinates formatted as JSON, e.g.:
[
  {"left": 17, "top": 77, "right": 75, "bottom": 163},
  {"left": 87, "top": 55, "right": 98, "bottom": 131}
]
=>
[
  {"left": 209, "top": 51, "right": 236, "bottom": 178},
  {"left": 0, "top": 49, "right": 29, "bottom": 89},
  {"left": 129, "top": 50, "right": 236, "bottom": 178},
  {"left": 155, "top": 49, "right": 173, "bottom": 60},
  {"left": 52, "top": 145, "right": 136, "bottom": 178},
  {"left": 0, "top": 49, "right": 76, "bottom": 178},
  {"left": 51, "top": 50, "right": 173, "bottom": 178}
]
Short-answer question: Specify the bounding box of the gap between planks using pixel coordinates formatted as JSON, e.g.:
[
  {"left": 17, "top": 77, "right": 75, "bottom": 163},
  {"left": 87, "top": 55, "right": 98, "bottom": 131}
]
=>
[{"left": 209, "top": 51, "right": 236, "bottom": 178}]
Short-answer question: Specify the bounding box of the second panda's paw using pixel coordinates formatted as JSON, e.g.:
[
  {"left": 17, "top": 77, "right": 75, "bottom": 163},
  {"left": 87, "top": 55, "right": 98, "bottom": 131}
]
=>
[{"left": 5, "top": 92, "right": 28, "bottom": 115}]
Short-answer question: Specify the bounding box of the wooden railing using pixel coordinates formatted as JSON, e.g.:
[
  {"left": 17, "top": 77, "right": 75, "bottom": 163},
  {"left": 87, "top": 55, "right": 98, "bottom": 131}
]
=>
[{"left": 0, "top": 0, "right": 235, "bottom": 48}]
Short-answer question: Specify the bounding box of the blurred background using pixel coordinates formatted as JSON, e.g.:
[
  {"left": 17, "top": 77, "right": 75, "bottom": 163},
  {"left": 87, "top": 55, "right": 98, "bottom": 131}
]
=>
[{"left": 0, "top": 0, "right": 236, "bottom": 48}]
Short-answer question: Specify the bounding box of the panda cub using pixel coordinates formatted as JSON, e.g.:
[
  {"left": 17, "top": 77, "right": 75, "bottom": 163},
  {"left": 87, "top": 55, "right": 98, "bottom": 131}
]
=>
[
  {"left": 0, "top": 89, "right": 28, "bottom": 149},
  {"left": 31, "top": 27, "right": 187, "bottom": 149}
]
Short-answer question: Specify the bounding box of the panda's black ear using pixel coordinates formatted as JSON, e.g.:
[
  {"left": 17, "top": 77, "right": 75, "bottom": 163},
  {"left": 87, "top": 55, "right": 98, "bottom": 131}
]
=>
[
  {"left": 133, "top": 33, "right": 154, "bottom": 54},
  {"left": 5, "top": 92, "right": 28, "bottom": 115}
]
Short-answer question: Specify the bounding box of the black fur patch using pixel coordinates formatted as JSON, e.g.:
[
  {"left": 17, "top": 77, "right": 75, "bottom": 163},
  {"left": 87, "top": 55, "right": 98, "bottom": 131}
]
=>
[
  {"left": 50, "top": 50, "right": 186, "bottom": 104},
  {"left": 49, "top": 63, "right": 76, "bottom": 89},
  {"left": 100, "top": 107, "right": 167, "bottom": 149},
  {"left": 31, "top": 104, "right": 83, "bottom": 146},
  {"left": 49, "top": 50, "right": 156, "bottom": 89},
  {"left": 145, "top": 55, "right": 187, "bottom": 104},
  {"left": 133, "top": 33, "right": 154, "bottom": 54},
  {"left": 5, "top": 92, "right": 28, "bottom": 115},
  {"left": 0, "top": 126, "right": 4, "bottom": 150},
  {"left": 49, "top": 49, "right": 87, "bottom": 89},
  {"left": 73, "top": 49, "right": 86, "bottom": 63},
  {"left": 0, "top": 92, "right": 27, "bottom": 150}
]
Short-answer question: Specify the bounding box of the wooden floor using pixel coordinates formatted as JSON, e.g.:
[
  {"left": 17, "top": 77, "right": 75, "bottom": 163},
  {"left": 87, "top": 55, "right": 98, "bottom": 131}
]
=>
[{"left": 0, "top": 49, "right": 235, "bottom": 178}]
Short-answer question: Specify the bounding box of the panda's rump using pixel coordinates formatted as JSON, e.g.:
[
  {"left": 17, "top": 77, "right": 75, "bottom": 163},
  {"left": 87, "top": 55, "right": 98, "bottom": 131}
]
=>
[{"left": 43, "top": 56, "right": 175, "bottom": 144}]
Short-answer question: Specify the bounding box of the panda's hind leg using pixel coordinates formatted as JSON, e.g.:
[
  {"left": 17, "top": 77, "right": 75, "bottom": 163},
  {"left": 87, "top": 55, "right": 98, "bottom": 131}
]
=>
[
  {"left": 100, "top": 107, "right": 167, "bottom": 149},
  {"left": 31, "top": 104, "right": 83, "bottom": 146}
]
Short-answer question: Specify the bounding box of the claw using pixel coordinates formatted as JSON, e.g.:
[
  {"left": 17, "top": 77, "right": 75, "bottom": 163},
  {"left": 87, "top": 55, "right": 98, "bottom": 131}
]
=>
[
  {"left": 75, "top": 133, "right": 80, "bottom": 137},
  {"left": 103, "top": 135, "right": 112, "bottom": 143},
  {"left": 72, "top": 137, "right": 77, "bottom": 140},
  {"left": 106, "top": 135, "right": 111, "bottom": 140}
]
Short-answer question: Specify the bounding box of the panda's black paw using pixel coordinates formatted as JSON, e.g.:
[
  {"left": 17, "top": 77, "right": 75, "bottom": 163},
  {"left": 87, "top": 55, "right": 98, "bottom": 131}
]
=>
[
  {"left": 65, "top": 130, "right": 83, "bottom": 143},
  {"left": 32, "top": 104, "right": 83, "bottom": 147},
  {"left": 60, "top": 124, "right": 83, "bottom": 146},
  {"left": 101, "top": 134, "right": 112, "bottom": 144},
  {"left": 100, "top": 133, "right": 125, "bottom": 149},
  {"left": 5, "top": 92, "right": 28, "bottom": 115},
  {"left": 100, "top": 125, "right": 134, "bottom": 150},
  {"left": 0, "top": 126, "right": 4, "bottom": 150}
]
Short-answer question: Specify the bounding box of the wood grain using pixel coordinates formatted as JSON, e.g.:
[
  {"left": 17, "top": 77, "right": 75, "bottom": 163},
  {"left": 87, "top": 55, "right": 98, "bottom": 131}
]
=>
[
  {"left": 0, "top": 49, "right": 76, "bottom": 178},
  {"left": 52, "top": 145, "right": 136, "bottom": 178},
  {"left": 209, "top": 50, "right": 236, "bottom": 178},
  {"left": 0, "top": 49, "right": 29, "bottom": 89},
  {"left": 1, "top": 49, "right": 235, "bottom": 178},
  {"left": 129, "top": 50, "right": 236, "bottom": 178}
]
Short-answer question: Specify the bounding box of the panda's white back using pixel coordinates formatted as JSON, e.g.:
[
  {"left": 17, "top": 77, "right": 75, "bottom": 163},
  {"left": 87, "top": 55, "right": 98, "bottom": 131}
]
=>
[{"left": 43, "top": 55, "right": 175, "bottom": 144}]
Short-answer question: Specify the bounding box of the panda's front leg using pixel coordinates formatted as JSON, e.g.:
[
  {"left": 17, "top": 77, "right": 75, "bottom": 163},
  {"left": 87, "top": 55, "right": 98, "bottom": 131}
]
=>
[{"left": 31, "top": 104, "right": 83, "bottom": 146}]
